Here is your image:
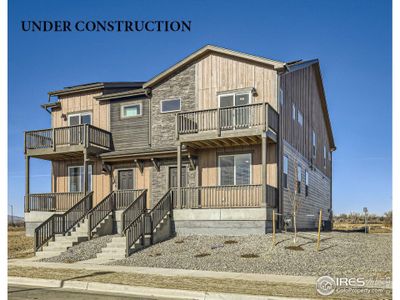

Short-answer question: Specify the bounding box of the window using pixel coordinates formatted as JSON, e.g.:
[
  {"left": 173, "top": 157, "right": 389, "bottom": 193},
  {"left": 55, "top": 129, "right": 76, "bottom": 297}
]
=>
[
  {"left": 68, "top": 165, "right": 92, "bottom": 192},
  {"left": 219, "top": 153, "right": 251, "bottom": 186},
  {"left": 161, "top": 99, "right": 181, "bottom": 113},
  {"left": 328, "top": 151, "right": 332, "bottom": 161},
  {"left": 324, "top": 146, "right": 327, "bottom": 168},
  {"left": 298, "top": 111, "right": 303, "bottom": 126},
  {"left": 305, "top": 170, "right": 309, "bottom": 196},
  {"left": 279, "top": 88, "right": 284, "bottom": 106},
  {"left": 292, "top": 104, "right": 296, "bottom": 120},
  {"left": 68, "top": 112, "right": 92, "bottom": 126},
  {"left": 121, "top": 103, "right": 142, "bottom": 118},
  {"left": 218, "top": 91, "right": 252, "bottom": 108},
  {"left": 283, "top": 156, "right": 289, "bottom": 189},
  {"left": 312, "top": 130, "right": 317, "bottom": 158},
  {"left": 297, "top": 164, "right": 302, "bottom": 194}
]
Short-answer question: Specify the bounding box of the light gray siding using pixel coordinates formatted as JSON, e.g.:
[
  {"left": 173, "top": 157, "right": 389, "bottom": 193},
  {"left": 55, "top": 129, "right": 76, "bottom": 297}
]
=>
[
  {"left": 282, "top": 141, "right": 331, "bottom": 229},
  {"left": 110, "top": 96, "right": 149, "bottom": 151}
]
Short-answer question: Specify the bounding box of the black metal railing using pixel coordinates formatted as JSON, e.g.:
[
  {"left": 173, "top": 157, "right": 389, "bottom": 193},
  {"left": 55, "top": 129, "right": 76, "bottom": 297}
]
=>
[
  {"left": 34, "top": 192, "right": 93, "bottom": 252},
  {"left": 121, "top": 190, "right": 147, "bottom": 232},
  {"left": 87, "top": 191, "right": 115, "bottom": 239}
]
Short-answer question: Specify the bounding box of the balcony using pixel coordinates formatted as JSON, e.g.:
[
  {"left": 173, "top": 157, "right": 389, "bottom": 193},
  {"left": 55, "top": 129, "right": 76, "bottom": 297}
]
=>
[
  {"left": 176, "top": 103, "right": 278, "bottom": 148},
  {"left": 26, "top": 192, "right": 85, "bottom": 212},
  {"left": 24, "top": 124, "right": 112, "bottom": 160},
  {"left": 171, "top": 184, "right": 278, "bottom": 209}
]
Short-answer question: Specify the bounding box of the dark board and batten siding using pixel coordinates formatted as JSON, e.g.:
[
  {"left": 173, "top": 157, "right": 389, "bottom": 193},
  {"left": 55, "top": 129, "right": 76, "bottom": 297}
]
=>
[
  {"left": 280, "top": 64, "right": 332, "bottom": 178},
  {"left": 110, "top": 96, "right": 149, "bottom": 151}
]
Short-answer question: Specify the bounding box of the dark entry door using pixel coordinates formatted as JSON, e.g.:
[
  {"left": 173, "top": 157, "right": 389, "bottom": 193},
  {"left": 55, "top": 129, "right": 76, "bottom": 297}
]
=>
[
  {"left": 169, "top": 167, "right": 188, "bottom": 207},
  {"left": 118, "top": 169, "right": 134, "bottom": 190}
]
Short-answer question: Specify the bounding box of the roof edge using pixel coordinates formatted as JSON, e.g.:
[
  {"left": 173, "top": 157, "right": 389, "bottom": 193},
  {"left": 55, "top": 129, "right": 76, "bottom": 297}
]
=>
[
  {"left": 143, "top": 45, "right": 286, "bottom": 88},
  {"left": 48, "top": 82, "right": 144, "bottom": 97},
  {"left": 95, "top": 88, "right": 150, "bottom": 101}
]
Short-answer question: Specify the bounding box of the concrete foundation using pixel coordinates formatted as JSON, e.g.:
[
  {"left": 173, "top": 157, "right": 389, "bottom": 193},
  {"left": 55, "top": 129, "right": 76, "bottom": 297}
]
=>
[
  {"left": 172, "top": 208, "right": 272, "bottom": 235},
  {"left": 24, "top": 211, "right": 63, "bottom": 237}
]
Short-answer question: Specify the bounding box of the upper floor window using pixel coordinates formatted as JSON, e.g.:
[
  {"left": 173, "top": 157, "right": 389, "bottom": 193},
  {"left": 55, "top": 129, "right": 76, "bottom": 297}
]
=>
[
  {"left": 305, "top": 170, "right": 309, "bottom": 196},
  {"left": 68, "top": 112, "right": 92, "bottom": 126},
  {"left": 297, "top": 164, "right": 302, "bottom": 194},
  {"left": 292, "top": 104, "right": 296, "bottom": 120},
  {"left": 283, "top": 155, "right": 289, "bottom": 189},
  {"left": 324, "top": 145, "right": 327, "bottom": 168},
  {"left": 161, "top": 99, "right": 181, "bottom": 113},
  {"left": 312, "top": 130, "right": 317, "bottom": 158},
  {"left": 328, "top": 151, "right": 332, "bottom": 161},
  {"left": 218, "top": 153, "right": 251, "bottom": 186},
  {"left": 298, "top": 110, "right": 303, "bottom": 126},
  {"left": 121, "top": 103, "right": 142, "bottom": 118},
  {"left": 218, "top": 91, "right": 251, "bottom": 108},
  {"left": 279, "top": 88, "right": 284, "bottom": 106}
]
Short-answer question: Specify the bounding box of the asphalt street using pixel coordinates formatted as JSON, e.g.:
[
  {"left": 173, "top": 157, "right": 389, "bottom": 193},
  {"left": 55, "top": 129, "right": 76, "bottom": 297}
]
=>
[{"left": 8, "top": 285, "right": 163, "bottom": 300}]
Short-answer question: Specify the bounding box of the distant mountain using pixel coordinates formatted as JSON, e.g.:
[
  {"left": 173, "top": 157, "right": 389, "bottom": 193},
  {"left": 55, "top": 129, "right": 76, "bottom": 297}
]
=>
[{"left": 8, "top": 215, "right": 24, "bottom": 224}]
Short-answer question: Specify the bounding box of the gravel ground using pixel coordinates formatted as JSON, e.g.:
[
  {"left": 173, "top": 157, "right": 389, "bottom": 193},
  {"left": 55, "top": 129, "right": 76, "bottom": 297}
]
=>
[
  {"left": 40, "top": 235, "right": 113, "bottom": 263},
  {"left": 109, "top": 232, "right": 392, "bottom": 278}
]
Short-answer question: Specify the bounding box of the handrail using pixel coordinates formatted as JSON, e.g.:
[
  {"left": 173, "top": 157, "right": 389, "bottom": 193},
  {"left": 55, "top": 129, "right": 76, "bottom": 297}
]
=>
[
  {"left": 87, "top": 191, "right": 115, "bottom": 239},
  {"left": 34, "top": 192, "right": 93, "bottom": 253},
  {"left": 115, "top": 189, "right": 145, "bottom": 210},
  {"left": 147, "top": 190, "right": 172, "bottom": 233},
  {"left": 25, "top": 124, "right": 112, "bottom": 151},
  {"left": 124, "top": 213, "right": 145, "bottom": 257},
  {"left": 121, "top": 190, "right": 147, "bottom": 233},
  {"left": 27, "top": 192, "right": 84, "bottom": 212},
  {"left": 177, "top": 102, "right": 279, "bottom": 136}
]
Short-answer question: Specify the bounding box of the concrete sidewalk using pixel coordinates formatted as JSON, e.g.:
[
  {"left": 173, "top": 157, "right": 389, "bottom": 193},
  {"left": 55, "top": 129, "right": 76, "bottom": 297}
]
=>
[
  {"left": 8, "top": 258, "right": 316, "bottom": 286},
  {"left": 8, "top": 276, "right": 310, "bottom": 300}
]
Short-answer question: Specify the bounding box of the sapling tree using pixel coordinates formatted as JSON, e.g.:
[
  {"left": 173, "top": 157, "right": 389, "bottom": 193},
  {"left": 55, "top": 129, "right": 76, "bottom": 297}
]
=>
[{"left": 288, "top": 160, "right": 302, "bottom": 245}]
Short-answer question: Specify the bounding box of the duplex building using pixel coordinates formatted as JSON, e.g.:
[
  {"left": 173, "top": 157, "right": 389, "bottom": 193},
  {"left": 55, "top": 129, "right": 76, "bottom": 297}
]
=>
[{"left": 24, "top": 45, "right": 335, "bottom": 256}]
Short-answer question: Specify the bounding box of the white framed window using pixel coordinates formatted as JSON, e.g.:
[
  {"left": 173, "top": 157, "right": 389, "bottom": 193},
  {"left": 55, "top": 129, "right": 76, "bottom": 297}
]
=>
[
  {"left": 218, "top": 90, "right": 252, "bottom": 108},
  {"left": 297, "top": 164, "right": 302, "bottom": 193},
  {"left": 328, "top": 151, "right": 332, "bottom": 161},
  {"left": 305, "top": 170, "right": 309, "bottom": 196},
  {"left": 292, "top": 104, "right": 296, "bottom": 120},
  {"left": 298, "top": 110, "right": 303, "bottom": 126},
  {"left": 312, "top": 130, "right": 317, "bottom": 158},
  {"left": 121, "top": 103, "right": 142, "bottom": 118},
  {"left": 68, "top": 165, "right": 92, "bottom": 192},
  {"left": 279, "top": 88, "right": 284, "bottom": 106},
  {"left": 68, "top": 112, "right": 92, "bottom": 126},
  {"left": 324, "top": 146, "right": 327, "bottom": 168},
  {"left": 283, "top": 155, "right": 289, "bottom": 189},
  {"left": 160, "top": 99, "right": 181, "bottom": 113},
  {"left": 218, "top": 153, "right": 252, "bottom": 186}
]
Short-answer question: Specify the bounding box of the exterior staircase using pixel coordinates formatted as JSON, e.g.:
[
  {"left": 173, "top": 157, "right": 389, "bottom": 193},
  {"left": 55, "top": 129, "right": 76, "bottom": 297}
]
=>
[{"left": 35, "top": 215, "right": 112, "bottom": 258}]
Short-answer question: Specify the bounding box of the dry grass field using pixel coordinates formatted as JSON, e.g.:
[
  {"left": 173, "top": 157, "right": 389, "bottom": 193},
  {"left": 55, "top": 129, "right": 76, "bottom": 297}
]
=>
[{"left": 8, "top": 226, "right": 34, "bottom": 259}]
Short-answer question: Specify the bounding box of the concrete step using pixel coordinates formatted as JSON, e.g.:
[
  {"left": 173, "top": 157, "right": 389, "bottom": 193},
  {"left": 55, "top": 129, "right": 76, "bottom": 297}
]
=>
[{"left": 35, "top": 250, "right": 63, "bottom": 258}]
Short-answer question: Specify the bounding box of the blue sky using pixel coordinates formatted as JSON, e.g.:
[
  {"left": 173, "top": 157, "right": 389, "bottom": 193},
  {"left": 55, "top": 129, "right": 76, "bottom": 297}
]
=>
[{"left": 8, "top": 0, "right": 392, "bottom": 216}]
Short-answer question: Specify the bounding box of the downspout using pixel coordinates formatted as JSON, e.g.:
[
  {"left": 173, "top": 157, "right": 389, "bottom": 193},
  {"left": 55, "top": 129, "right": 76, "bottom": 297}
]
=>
[{"left": 146, "top": 88, "right": 152, "bottom": 147}]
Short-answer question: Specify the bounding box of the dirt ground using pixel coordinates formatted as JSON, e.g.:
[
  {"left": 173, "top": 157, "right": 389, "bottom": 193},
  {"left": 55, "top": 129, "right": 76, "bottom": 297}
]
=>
[
  {"left": 8, "top": 226, "right": 34, "bottom": 259},
  {"left": 7, "top": 265, "right": 391, "bottom": 300}
]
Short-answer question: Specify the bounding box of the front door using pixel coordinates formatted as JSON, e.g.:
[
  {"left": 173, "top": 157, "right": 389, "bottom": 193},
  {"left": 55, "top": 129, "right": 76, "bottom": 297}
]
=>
[
  {"left": 118, "top": 169, "right": 134, "bottom": 190},
  {"left": 169, "top": 167, "right": 188, "bottom": 207}
]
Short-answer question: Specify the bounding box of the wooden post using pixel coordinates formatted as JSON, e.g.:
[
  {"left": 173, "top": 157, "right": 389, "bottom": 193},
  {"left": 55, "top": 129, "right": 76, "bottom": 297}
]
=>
[
  {"left": 261, "top": 132, "right": 267, "bottom": 207},
  {"left": 316, "top": 209, "right": 322, "bottom": 251},
  {"left": 25, "top": 156, "right": 30, "bottom": 212},
  {"left": 83, "top": 150, "right": 89, "bottom": 195},
  {"left": 175, "top": 113, "right": 179, "bottom": 140},
  {"left": 216, "top": 107, "right": 221, "bottom": 136},
  {"left": 262, "top": 102, "right": 267, "bottom": 131},
  {"left": 52, "top": 128, "right": 56, "bottom": 151},
  {"left": 177, "top": 144, "right": 181, "bottom": 208},
  {"left": 272, "top": 209, "right": 276, "bottom": 245}
]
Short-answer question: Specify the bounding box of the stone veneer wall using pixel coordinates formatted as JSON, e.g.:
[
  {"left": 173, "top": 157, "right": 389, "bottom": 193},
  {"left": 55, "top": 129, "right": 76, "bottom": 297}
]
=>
[
  {"left": 150, "top": 158, "right": 197, "bottom": 206},
  {"left": 282, "top": 141, "right": 331, "bottom": 229},
  {"left": 150, "top": 63, "right": 196, "bottom": 148}
]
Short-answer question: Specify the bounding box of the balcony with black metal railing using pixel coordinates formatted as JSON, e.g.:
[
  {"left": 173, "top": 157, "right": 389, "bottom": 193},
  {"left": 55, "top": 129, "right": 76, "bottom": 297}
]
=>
[
  {"left": 24, "top": 124, "right": 112, "bottom": 160},
  {"left": 176, "top": 102, "right": 279, "bottom": 148}
]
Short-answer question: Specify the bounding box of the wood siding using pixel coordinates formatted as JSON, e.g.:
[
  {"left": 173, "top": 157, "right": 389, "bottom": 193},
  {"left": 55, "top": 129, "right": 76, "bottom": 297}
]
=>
[
  {"left": 52, "top": 91, "right": 110, "bottom": 131},
  {"left": 195, "top": 53, "right": 278, "bottom": 111},
  {"left": 198, "top": 144, "right": 277, "bottom": 188},
  {"left": 280, "top": 64, "right": 332, "bottom": 177},
  {"left": 111, "top": 162, "right": 152, "bottom": 208},
  {"left": 110, "top": 97, "right": 149, "bottom": 151},
  {"left": 51, "top": 160, "right": 110, "bottom": 205}
]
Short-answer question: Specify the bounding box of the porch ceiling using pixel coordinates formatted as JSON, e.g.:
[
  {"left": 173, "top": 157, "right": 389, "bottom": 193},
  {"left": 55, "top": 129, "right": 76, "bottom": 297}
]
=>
[{"left": 183, "top": 135, "right": 262, "bottom": 149}]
